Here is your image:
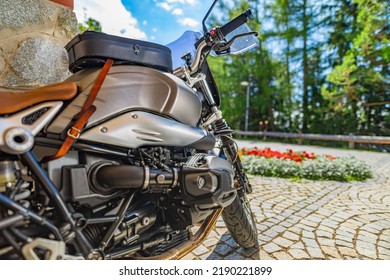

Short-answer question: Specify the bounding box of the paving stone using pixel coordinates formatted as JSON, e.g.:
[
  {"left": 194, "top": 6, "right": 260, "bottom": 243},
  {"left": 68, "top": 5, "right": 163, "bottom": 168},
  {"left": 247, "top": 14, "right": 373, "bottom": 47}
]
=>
[
  {"left": 361, "top": 225, "right": 381, "bottom": 234},
  {"left": 302, "top": 230, "right": 316, "bottom": 239},
  {"left": 263, "top": 229, "right": 279, "bottom": 238},
  {"left": 307, "top": 247, "right": 325, "bottom": 259},
  {"left": 273, "top": 237, "right": 294, "bottom": 248},
  {"left": 258, "top": 235, "right": 272, "bottom": 242},
  {"left": 205, "top": 252, "right": 223, "bottom": 260},
  {"left": 317, "top": 209, "right": 334, "bottom": 217},
  {"left": 237, "top": 246, "right": 259, "bottom": 257},
  {"left": 257, "top": 224, "right": 269, "bottom": 231},
  {"left": 259, "top": 251, "right": 275, "bottom": 260},
  {"left": 280, "top": 220, "right": 293, "bottom": 228},
  {"left": 306, "top": 215, "right": 323, "bottom": 223},
  {"left": 250, "top": 250, "right": 261, "bottom": 260},
  {"left": 273, "top": 225, "right": 288, "bottom": 233},
  {"left": 316, "top": 230, "right": 333, "bottom": 238},
  {"left": 288, "top": 249, "right": 310, "bottom": 259},
  {"left": 301, "top": 219, "right": 318, "bottom": 227},
  {"left": 356, "top": 247, "right": 377, "bottom": 259},
  {"left": 378, "top": 240, "right": 390, "bottom": 249},
  {"left": 286, "top": 216, "right": 301, "bottom": 224},
  {"left": 223, "top": 237, "right": 240, "bottom": 249},
  {"left": 338, "top": 247, "right": 359, "bottom": 257},
  {"left": 283, "top": 231, "right": 300, "bottom": 241},
  {"left": 340, "top": 222, "right": 359, "bottom": 230},
  {"left": 306, "top": 204, "right": 320, "bottom": 211},
  {"left": 321, "top": 220, "right": 339, "bottom": 229},
  {"left": 281, "top": 209, "right": 295, "bottom": 216},
  {"left": 349, "top": 218, "right": 364, "bottom": 226},
  {"left": 215, "top": 228, "right": 228, "bottom": 235},
  {"left": 302, "top": 237, "right": 319, "bottom": 249},
  {"left": 335, "top": 234, "right": 354, "bottom": 243},
  {"left": 208, "top": 230, "right": 218, "bottom": 239},
  {"left": 321, "top": 245, "right": 342, "bottom": 259},
  {"left": 181, "top": 252, "right": 196, "bottom": 260},
  {"left": 224, "top": 252, "right": 246, "bottom": 260},
  {"left": 213, "top": 244, "right": 234, "bottom": 256},
  {"left": 220, "top": 234, "right": 232, "bottom": 242},
  {"left": 356, "top": 240, "right": 377, "bottom": 258},
  {"left": 273, "top": 251, "right": 294, "bottom": 260},
  {"left": 202, "top": 237, "right": 220, "bottom": 248},
  {"left": 216, "top": 221, "right": 226, "bottom": 228},
  {"left": 359, "top": 231, "right": 379, "bottom": 243},
  {"left": 262, "top": 243, "right": 282, "bottom": 253},
  {"left": 335, "top": 240, "right": 354, "bottom": 248},
  {"left": 192, "top": 244, "right": 209, "bottom": 256},
  {"left": 296, "top": 224, "right": 315, "bottom": 231},
  {"left": 290, "top": 241, "right": 305, "bottom": 249},
  {"left": 333, "top": 212, "right": 355, "bottom": 220},
  {"left": 336, "top": 229, "right": 355, "bottom": 238},
  {"left": 317, "top": 225, "right": 334, "bottom": 233}
]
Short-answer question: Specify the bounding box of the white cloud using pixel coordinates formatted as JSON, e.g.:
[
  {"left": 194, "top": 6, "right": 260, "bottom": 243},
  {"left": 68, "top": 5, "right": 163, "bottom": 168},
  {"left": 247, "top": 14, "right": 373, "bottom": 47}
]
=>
[
  {"left": 157, "top": 2, "right": 173, "bottom": 11},
  {"left": 142, "top": 20, "right": 148, "bottom": 26},
  {"left": 172, "top": 8, "right": 183, "bottom": 15},
  {"left": 167, "top": 0, "right": 198, "bottom": 5},
  {"left": 74, "top": 0, "right": 147, "bottom": 40},
  {"left": 177, "top": 17, "right": 199, "bottom": 28},
  {"left": 152, "top": 28, "right": 158, "bottom": 32}
]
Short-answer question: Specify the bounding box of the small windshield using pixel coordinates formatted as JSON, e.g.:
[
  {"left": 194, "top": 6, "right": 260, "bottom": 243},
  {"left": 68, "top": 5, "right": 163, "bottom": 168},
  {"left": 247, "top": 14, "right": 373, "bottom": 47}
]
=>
[
  {"left": 224, "top": 23, "right": 259, "bottom": 55},
  {"left": 167, "top": 24, "right": 259, "bottom": 69},
  {"left": 167, "top": 31, "right": 202, "bottom": 70}
]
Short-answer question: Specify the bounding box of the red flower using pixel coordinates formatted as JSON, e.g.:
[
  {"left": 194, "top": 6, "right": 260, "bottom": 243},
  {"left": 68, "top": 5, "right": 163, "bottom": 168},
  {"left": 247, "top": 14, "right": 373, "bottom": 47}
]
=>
[{"left": 242, "top": 147, "right": 335, "bottom": 162}]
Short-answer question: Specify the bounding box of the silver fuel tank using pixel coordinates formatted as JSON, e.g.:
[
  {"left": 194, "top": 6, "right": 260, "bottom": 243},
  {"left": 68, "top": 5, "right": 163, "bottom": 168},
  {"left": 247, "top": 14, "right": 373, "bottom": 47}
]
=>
[
  {"left": 46, "top": 66, "right": 211, "bottom": 149},
  {"left": 47, "top": 65, "right": 202, "bottom": 133}
]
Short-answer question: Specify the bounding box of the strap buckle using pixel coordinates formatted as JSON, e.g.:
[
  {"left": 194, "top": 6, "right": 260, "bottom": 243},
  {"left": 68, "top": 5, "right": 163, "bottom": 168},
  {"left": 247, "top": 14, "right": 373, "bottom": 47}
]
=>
[{"left": 67, "top": 127, "right": 81, "bottom": 139}]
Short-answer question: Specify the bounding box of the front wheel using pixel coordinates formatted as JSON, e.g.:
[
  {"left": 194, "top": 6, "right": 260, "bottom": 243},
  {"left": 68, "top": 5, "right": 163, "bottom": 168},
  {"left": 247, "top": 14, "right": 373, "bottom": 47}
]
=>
[{"left": 222, "top": 193, "right": 258, "bottom": 249}]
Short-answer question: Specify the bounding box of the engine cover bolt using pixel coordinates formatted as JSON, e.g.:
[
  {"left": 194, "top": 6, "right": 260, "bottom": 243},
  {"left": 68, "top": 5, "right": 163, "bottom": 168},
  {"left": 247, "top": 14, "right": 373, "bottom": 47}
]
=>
[
  {"left": 197, "top": 176, "right": 206, "bottom": 188},
  {"left": 131, "top": 114, "right": 138, "bottom": 119},
  {"left": 100, "top": 127, "right": 108, "bottom": 133},
  {"left": 142, "top": 216, "right": 150, "bottom": 226},
  {"left": 156, "top": 174, "right": 165, "bottom": 184}
]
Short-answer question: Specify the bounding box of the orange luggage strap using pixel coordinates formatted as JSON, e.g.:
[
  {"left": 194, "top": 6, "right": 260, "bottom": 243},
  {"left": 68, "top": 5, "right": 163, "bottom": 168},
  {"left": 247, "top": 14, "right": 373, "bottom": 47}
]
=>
[{"left": 42, "top": 58, "right": 114, "bottom": 162}]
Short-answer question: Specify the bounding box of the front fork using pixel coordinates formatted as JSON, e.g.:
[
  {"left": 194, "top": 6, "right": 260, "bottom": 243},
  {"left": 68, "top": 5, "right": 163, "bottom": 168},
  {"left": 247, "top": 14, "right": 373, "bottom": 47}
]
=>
[
  {"left": 189, "top": 72, "right": 252, "bottom": 196},
  {"left": 216, "top": 120, "right": 253, "bottom": 197}
]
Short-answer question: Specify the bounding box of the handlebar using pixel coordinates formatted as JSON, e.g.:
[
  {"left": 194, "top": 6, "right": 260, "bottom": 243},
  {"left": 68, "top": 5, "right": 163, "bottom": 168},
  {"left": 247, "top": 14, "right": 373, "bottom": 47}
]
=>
[
  {"left": 173, "top": 9, "right": 255, "bottom": 77},
  {"left": 220, "top": 9, "right": 254, "bottom": 37}
]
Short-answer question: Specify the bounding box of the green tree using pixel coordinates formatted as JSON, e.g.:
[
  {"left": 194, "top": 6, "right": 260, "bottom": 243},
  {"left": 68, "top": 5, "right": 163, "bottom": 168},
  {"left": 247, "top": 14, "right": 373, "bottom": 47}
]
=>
[
  {"left": 77, "top": 17, "right": 102, "bottom": 33},
  {"left": 209, "top": 0, "right": 290, "bottom": 132},
  {"left": 322, "top": 0, "right": 390, "bottom": 135}
]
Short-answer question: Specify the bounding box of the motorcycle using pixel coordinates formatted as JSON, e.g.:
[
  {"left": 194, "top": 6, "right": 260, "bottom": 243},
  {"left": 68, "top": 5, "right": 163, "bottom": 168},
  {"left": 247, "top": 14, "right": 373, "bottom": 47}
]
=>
[{"left": 0, "top": 0, "right": 259, "bottom": 260}]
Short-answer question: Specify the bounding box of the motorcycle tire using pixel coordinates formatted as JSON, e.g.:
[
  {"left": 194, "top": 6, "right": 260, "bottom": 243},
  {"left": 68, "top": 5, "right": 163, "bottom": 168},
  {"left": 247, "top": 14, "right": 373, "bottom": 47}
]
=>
[{"left": 222, "top": 193, "right": 258, "bottom": 249}]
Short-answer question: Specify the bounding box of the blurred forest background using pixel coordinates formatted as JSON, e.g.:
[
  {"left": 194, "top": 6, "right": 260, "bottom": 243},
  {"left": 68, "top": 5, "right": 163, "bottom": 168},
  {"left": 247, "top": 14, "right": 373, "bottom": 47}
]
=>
[
  {"left": 208, "top": 0, "right": 389, "bottom": 137},
  {"left": 78, "top": 0, "right": 389, "bottom": 139}
]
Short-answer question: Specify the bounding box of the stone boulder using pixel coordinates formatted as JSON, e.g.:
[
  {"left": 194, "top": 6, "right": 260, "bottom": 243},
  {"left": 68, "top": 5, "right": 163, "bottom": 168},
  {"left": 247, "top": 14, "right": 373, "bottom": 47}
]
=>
[{"left": 0, "top": 0, "right": 78, "bottom": 88}]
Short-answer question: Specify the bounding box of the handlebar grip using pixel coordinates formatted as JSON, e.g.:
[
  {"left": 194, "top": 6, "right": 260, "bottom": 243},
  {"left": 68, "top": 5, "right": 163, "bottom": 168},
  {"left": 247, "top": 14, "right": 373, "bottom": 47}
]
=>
[{"left": 220, "top": 9, "right": 254, "bottom": 37}]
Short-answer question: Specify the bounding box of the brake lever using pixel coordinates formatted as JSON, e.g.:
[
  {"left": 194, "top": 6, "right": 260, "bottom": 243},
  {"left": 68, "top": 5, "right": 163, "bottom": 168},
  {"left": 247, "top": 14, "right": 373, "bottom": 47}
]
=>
[{"left": 212, "top": 31, "right": 258, "bottom": 55}]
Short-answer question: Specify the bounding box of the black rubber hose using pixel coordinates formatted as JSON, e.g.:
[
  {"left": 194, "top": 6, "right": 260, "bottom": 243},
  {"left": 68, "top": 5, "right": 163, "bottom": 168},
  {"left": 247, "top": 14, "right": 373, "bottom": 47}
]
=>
[{"left": 95, "top": 165, "right": 146, "bottom": 189}]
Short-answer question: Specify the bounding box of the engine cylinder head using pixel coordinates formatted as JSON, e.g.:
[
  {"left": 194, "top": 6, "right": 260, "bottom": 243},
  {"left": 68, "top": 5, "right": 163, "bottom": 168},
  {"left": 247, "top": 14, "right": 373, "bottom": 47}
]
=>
[{"left": 0, "top": 160, "right": 21, "bottom": 193}]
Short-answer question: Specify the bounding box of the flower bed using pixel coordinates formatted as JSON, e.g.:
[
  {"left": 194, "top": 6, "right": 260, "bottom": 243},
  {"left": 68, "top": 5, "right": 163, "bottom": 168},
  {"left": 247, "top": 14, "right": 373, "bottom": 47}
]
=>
[{"left": 241, "top": 147, "right": 372, "bottom": 181}]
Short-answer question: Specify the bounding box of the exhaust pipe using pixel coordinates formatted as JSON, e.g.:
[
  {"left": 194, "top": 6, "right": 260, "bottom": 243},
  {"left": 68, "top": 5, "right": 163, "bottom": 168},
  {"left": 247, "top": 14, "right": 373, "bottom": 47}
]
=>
[{"left": 92, "top": 164, "right": 179, "bottom": 190}]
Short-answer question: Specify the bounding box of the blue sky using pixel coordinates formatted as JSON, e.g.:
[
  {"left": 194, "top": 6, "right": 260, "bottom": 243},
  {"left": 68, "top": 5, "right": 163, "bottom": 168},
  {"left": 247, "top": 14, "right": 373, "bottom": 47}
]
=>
[{"left": 75, "top": 0, "right": 216, "bottom": 45}]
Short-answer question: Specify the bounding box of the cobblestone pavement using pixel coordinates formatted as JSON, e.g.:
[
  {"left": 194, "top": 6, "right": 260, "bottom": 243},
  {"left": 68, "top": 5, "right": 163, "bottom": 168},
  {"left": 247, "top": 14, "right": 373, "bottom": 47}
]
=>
[{"left": 183, "top": 141, "right": 390, "bottom": 260}]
